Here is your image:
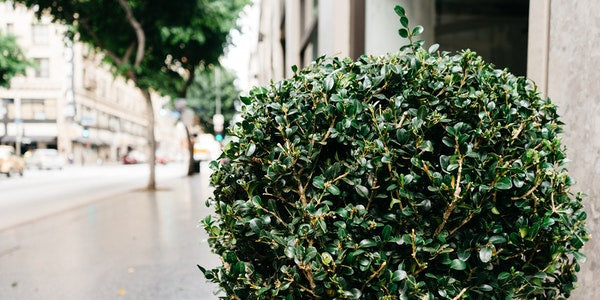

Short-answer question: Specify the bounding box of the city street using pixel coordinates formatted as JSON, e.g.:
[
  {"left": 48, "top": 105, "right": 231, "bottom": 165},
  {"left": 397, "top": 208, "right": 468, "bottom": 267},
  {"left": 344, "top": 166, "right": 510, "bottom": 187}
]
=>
[
  {"left": 0, "top": 162, "right": 221, "bottom": 299},
  {"left": 0, "top": 163, "right": 187, "bottom": 230}
]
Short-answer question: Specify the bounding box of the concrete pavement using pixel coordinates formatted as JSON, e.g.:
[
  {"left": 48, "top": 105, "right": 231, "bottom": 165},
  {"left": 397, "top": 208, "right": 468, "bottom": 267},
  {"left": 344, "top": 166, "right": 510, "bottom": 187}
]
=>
[{"left": 0, "top": 170, "right": 221, "bottom": 300}]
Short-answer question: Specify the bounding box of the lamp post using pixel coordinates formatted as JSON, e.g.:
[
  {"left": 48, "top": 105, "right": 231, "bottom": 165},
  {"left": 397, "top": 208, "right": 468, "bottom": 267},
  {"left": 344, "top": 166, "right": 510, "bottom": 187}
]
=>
[
  {"left": 14, "top": 97, "right": 22, "bottom": 155},
  {"left": 213, "top": 67, "right": 224, "bottom": 142},
  {"left": 0, "top": 99, "right": 7, "bottom": 140}
]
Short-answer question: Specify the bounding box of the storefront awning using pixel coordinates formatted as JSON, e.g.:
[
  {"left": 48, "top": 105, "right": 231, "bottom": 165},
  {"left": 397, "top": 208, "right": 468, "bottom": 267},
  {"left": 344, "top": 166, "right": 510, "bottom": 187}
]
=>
[
  {"left": 0, "top": 135, "right": 57, "bottom": 144},
  {"left": 72, "top": 137, "right": 111, "bottom": 147}
]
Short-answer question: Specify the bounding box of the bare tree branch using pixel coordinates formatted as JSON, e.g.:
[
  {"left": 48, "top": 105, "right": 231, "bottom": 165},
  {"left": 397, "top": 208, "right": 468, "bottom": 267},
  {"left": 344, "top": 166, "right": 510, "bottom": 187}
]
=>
[
  {"left": 123, "top": 42, "right": 135, "bottom": 66},
  {"left": 180, "top": 64, "right": 196, "bottom": 98},
  {"left": 116, "top": 0, "right": 145, "bottom": 67}
]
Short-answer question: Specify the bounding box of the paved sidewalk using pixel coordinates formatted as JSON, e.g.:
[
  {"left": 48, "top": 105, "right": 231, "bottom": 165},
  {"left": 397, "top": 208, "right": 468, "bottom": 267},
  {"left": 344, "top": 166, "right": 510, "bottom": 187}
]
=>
[{"left": 0, "top": 173, "right": 221, "bottom": 300}]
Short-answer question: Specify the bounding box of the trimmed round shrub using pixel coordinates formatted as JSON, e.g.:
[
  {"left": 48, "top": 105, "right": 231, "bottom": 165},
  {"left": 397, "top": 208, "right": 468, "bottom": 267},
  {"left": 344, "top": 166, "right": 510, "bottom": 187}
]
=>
[{"left": 201, "top": 12, "right": 588, "bottom": 299}]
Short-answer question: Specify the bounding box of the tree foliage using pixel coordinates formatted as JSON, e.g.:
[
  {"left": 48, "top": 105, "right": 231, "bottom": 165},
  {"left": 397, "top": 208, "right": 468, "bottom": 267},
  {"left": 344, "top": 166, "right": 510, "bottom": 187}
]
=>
[
  {"left": 186, "top": 65, "right": 240, "bottom": 134},
  {"left": 201, "top": 6, "right": 588, "bottom": 299},
  {"left": 13, "top": 0, "right": 247, "bottom": 187},
  {"left": 0, "top": 30, "right": 31, "bottom": 88}
]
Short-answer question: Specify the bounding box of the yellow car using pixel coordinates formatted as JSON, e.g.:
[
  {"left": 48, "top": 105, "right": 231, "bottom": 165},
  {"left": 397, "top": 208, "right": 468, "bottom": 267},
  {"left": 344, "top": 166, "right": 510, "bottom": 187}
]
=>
[{"left": 0, "top": 145, "right": 25, "bottom": 177}]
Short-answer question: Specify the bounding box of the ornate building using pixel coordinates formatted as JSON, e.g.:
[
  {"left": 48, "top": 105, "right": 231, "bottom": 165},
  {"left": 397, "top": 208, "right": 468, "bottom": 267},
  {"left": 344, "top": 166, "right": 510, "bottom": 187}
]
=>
[{"left": 0, "top": 2, "right": 181, "bottom": 164}]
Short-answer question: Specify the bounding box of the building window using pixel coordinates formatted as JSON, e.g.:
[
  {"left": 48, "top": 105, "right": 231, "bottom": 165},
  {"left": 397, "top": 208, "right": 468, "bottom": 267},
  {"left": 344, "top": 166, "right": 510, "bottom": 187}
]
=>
[
  {"left": 6, "top": 23, "right": 14, "bottom": 34},
  {"left": 109, "top": 116, "right": 121, "bottom": 131},
  {"left": 34, "top": 58, "right": 49, "bottom": 77},
  {"left": 6, "top": 99, "right": 57, "bottom": 121},
  {"left": 21, "top": 99, "right": 45, "bottom": 120},
  {"left": 435, "top": 0, "right": 529, "bottom": 76},
  {"left": 32, "top": 24, "right": 49, "bottom": 45}
]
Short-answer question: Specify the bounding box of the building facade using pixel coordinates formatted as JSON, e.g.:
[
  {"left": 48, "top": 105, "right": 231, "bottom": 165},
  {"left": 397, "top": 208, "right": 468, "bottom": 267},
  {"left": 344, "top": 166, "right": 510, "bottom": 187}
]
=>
[
  {"left": 0, "top": 2, "right": 181, "bottom": 165},
  {"left": 253, "top": 0, "right": 598, "bottom": 298},
  {"left": 253, "top": 0, "right": 528, "bottom": 84}
]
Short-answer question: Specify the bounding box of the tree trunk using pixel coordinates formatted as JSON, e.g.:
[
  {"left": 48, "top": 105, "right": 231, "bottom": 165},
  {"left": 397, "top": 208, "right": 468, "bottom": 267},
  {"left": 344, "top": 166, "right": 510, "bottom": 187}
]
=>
[
  {"left": 142, "top": 88, "right": 156, "bottom": 190},
  {"left": 184, "top": 124, "right": 195, "bottom": 176}
]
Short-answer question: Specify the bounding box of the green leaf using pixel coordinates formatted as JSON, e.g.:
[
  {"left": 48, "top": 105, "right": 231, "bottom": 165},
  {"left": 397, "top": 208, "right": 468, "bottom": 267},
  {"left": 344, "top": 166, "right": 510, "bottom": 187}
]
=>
[
  {"left": 321, "top": 252, "right": 333, "bottom": 265},
  {"left": 355, "top": 185, "right": 369, "bottom": 198},
  {"left": 489, "top": 235, "right": 507, "bottom": 244},
  {"left": 240, "top": 96, "right": 251, "bottom": 105},
  {"left": 394, "top": 5, "right": 405, "bottom": 17},
  {"left": 428, "top": 43, "right": 439, "bottom": 53},
  {"left": 313, "top": 176, "right": 325, "bottom": 189},
  {"left": 246, "top": 143, "right": 256, "bottom": 156},
  {"left": 249, "top": 218, "right": 261, "bottom": 232},
  {"left": 251, "top": 195, "right": 262, "bottom": 207},
  {"left": 498, "top": 272, "right": 511, "bottom": 281},
  {"left": 392, "top": 269, "right": 407, "bottom": 282},
  {"left": 494, "top": 176, "right": 512, "bottom": 190},
  {"left": 479, "top": 284, "right": 493, "bottom": 292},
  {"left": 450, "top": 259, "right": 467, "bottom": 270},
  {"left": 291, "top": 65, "right": 298, "bottom": 73},
  {"left": 349, "top": 288, "right": 362, "bottom": 299},
  {"left": 284, "top": 247, "right": 294, "bottom": 258},
  {"left": 439, "top": 155, "right": 449, "bottom": 171},
  {"left": 479, "top": 246, "right": 493, "bottom": 263},
  {"left": 419, "top": 140, "right": 433, "bottom": 152},
  {"left": 400, "top": 16, "right": 409, "bottom": 28},
  {"left": 519, "top": 227, "right": 527, "bottom": 238},
  {"left": 232, "top": 261, "right": 245, "bottom": 276},
  {"left": 381, "top": 154, "right": 392, "bottom": 163},
  {"left": 412, "top": 26, "right": 424, "bottom": 36},
  {"left": 359, "top": 239, "right": 377, "bottom": 248},
  {"left": 572, "top": 251, "right": 587, "bottom": 264},
  {"left": 327, "top": 184, "right": 341, "bottom": 195},
  {"left": 325, "top": 75, "right": 334, "bottom": 92},
  {"left": 398, "top": 28, "right": 409, "bottom": 38},
  {"left": 382, "top": 225, "right": 392, "bottom": 241},
  {"left": 458, "top": 250, "right": 471, "bottom": 261}
]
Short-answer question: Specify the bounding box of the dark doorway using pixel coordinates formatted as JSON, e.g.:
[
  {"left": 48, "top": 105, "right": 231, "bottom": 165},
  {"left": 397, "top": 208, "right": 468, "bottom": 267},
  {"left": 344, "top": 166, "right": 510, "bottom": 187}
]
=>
[{"left": 435, "top": 0, "right": 529, "bottom": 76}]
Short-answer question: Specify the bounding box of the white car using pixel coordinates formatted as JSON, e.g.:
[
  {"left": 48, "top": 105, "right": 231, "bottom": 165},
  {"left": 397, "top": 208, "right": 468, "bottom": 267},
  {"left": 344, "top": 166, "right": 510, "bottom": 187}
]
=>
[
  {"left": 27, "top": 149, "right": 65, "bottom": 170},
  {"left": 193, "top": 134, "right": 221, "bottom": 162}
]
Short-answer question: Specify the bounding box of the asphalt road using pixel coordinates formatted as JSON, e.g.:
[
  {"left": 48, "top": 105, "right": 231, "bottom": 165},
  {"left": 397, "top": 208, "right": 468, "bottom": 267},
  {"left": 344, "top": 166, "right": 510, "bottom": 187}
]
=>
[
  {"left": 0, "top": 163, "right": 188, "bottom": 231},
  {"left": 0, "top": 162, "right": 221, "bottom": 299}
]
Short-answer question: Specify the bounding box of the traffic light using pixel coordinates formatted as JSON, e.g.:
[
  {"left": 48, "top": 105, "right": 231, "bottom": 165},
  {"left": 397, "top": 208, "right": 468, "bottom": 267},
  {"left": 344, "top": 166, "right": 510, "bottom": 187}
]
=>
[
  {"left": 82, "top": 127, "right": 89, "bottom": 138},
  {"left": 213, "top": 113, "right": 225, "bottom": 143}
]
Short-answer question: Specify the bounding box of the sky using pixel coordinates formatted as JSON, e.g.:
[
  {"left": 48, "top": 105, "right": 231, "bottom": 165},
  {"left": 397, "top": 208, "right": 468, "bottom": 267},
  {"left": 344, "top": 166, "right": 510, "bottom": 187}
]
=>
[{"left": 221, "top": 0, "right": 261, "bottom": 94}]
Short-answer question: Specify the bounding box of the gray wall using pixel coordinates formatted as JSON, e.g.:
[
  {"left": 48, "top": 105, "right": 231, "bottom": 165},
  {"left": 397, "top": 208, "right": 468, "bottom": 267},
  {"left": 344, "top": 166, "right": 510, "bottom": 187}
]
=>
[
  {"left": 365, "top": 0, "right": 434, "bottom": 55},
  {"left": 528, "top": 1, "right": 600, "bottom": 298}
]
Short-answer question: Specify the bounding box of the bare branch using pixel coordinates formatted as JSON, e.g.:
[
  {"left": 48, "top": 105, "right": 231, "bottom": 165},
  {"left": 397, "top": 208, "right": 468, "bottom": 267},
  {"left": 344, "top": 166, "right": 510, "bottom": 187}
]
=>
[
  {"left": 123, "top": 42, "right": 135, "bottom": 65},
  {"left": 452, "top": 288, "right": 468, "bottom": 300},
  {"left": 181, "top": 64, "right": 197, "bottom": 97},
  {"left": 435, "top": 138, "right": 464, "bottom": 236},
  {"left": 116, "top": 0, "right": 145, "bottom": 67}
]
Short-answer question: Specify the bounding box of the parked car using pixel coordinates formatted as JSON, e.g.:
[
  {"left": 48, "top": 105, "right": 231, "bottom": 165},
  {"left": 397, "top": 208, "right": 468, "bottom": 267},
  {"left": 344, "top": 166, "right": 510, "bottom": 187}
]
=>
[
  {"left": 155, "top": 151, "right": 168, "bottom": 165},
  {"left": 193, "top": 134, "right": 221, "bottom": 162},
  {"left": 26, "top": 149, "right": 65, "bottom": 170},
  {"left": 0, "top": 145, "right": 25, "bottom": 177},
  {"left": 122, "top": 150, "right": 147, "bottom": 164}
]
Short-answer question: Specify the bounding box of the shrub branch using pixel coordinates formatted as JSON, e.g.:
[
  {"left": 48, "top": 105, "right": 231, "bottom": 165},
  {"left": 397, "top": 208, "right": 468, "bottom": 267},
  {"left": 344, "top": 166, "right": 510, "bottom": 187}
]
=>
[{"left": 435, "top": 139, "right": 464, "bottom": 236}]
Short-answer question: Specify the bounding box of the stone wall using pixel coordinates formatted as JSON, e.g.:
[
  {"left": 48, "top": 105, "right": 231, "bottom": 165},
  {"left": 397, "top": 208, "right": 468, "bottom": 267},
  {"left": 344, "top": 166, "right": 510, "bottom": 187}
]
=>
[{"left": 528, "top": 1, "right": 600, "bottom": 298}]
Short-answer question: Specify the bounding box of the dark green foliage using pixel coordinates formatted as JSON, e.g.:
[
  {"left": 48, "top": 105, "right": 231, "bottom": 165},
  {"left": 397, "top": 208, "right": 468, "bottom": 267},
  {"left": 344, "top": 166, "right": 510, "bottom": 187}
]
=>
[
  {"left": 202, "top": 7, "right": 588, "bottom": 300},
  {"left": 186, "top": 65, "right": 240, "bottom": 134}
]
